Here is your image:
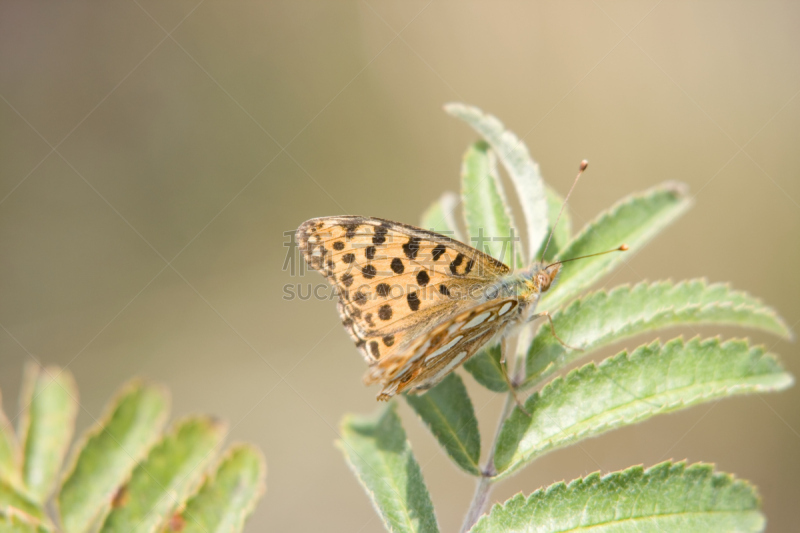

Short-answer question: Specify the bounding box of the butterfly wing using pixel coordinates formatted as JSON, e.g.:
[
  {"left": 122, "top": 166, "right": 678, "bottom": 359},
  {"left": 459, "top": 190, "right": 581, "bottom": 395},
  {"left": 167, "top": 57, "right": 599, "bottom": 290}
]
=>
[
  {"left": 296, "top": 216, "right": 510, "bottom": 364},
  {"left": 366, "top": 298, "right": 521, "bottom": 400}
]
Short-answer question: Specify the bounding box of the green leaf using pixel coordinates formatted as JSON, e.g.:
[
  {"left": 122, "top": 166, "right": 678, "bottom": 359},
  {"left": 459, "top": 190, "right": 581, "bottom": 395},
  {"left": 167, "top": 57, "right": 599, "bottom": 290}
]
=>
[
  {"left": 99, "top": 417, "right": 226, "bottom": 533},
  {"left": 461, "top": 141, "right": 522, "bottom": 268},
  {"left": 525, "top": 280, "right": 791, "bottom": 387},
  {"left": 464, "top": 344, "right": 508, "bottom": 393},
  {"left": 420, "top": 191, "right": 463, "bottom": 241},
  {"left": 0, "top": 508, "right": 52, "bottom": 533},
  {"left": 541, "top": 182, "right": 692, "bottom": 311},
  {"left": 405, "top": 373, "right": 481, "bottom": 475},
  {"left": 536, "top": 185, "right": 571, "bottom": 263},
  {"left": 17, "top": 365, "right": 78, "bottom": 502},
  {"left": 0, "top": 478, "right": 46, "bottom": 523},
  {"left": 337, "top": 405, "right": 439, "bottom": 533},
  {"left": 57, "top": 381, "right": 170, "bottom": 533},
  {"left": 445, "top": 103, "right": 547, "bottom": 261},
  {"left": 495, "top": 337, "right": 792, "bottom": 478},
  {"left": 470, "top": 461, "right": 764, "bottom": 533},
  {"left": 0, "top": 398, "right": 19, "bottom": 487},
  {"left": 172, "top": 444, "right": 266, "bottom": 533}
]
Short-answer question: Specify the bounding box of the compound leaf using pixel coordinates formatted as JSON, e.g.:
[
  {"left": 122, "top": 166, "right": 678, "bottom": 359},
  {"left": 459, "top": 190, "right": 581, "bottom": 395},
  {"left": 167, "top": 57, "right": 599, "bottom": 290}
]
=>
[
  {"left": 17, "top": 365, "right": 78, "bottom": 503},
  {"left": 461, "top": 141, "right": 523, "bottom": 268},
  {"left": 525, "top": 280, "right": 791, "bottom": 387},
  {"left": 99, "top": 417, "right": 225, "bottom": 533},
  {"left": 541, "top": 182, "right": 692, "bottom": 311},
  {"left": 406, "top": 373, "right": 481, "bottom": 476},
  {"left": 337, "top": 405, "right": 439, "bottom": 533},
  {"left": 168, "top": 444, "right": 266, "bottom": 533},
  {"left": 57, "top": 381, "right": 169, "bottom": 533},
  {"left": 471, "top": 462, "right": 764, "bottom": 533},
  {"left": 496, "top": 337, "right": 792, "bottom": 478},
  {"left": 445, "top": 103, "right": 548, "bottom": 262}
]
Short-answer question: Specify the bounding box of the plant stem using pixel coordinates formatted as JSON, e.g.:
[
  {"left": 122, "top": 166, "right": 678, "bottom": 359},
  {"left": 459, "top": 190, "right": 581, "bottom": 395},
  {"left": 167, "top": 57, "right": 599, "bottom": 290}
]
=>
[{"left": 460, "top": 389, "right": 516, "bottom": 532}]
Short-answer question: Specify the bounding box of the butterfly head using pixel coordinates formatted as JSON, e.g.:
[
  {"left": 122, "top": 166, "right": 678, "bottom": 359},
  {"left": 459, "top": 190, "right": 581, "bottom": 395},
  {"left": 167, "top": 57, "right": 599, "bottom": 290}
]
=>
[{"left": 529, "top": 263, "right": 562, "bottom": 294}]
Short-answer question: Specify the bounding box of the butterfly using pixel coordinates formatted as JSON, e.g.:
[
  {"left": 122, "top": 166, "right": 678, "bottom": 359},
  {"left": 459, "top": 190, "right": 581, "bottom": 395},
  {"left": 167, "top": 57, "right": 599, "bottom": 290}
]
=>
[{"left": 296, "top": 215, "right": 576, "bottom": 401}]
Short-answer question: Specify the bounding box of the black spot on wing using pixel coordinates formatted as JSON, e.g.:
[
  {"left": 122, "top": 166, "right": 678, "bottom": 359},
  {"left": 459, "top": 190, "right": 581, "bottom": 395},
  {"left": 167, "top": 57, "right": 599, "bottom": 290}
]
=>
[
  {"left": 362, "top": 264, "right": 377, "bottom": 279},
  {"left": 378, "top": 304, "right": 392, "bottom": 321},
  {"left": 372, "top": 226, "right": 388, "bottom": 245},
  {"left": 431, "top": 244, "right": 446, "bottom": 261},
  {"left": 449, "top": 253, "right": 464, "bottom": 274},
  {"left": 391, "top": 258, "right": 405, "bottom": 274},
  {"left": 369, "top": 341, "right": 380, "bottom": 358},
  {"left": 464, "top": 259, "right": 475, "bottom": 274},
  {"left": 403, "top": 237, "right": 421, "bottom": 260},
  {"left": 376, "top": 283, "right": 391, "bottom": 297},
  {"left": 407, "top": 292, "right": 421, "bottom": 311},
  {"left": 343, "top": 224, "right": 358, "bottom": 240}
]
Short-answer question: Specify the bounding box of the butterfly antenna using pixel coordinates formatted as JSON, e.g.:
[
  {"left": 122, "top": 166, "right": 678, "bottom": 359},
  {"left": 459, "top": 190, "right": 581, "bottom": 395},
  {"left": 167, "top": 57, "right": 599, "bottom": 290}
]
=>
[
  {"left": 548, "top": 244, "right": 629, "bottom": 268},
  {"left": 539, "top": 160, "right": 588, "bottom": 262}
]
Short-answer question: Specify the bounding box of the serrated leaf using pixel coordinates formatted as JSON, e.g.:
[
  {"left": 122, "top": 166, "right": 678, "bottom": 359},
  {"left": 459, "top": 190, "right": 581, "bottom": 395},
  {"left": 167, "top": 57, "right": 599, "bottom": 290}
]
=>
[
  {"left": 420, "top": 191, "right": 463, "bottom": 242},
  {"left": 99, "top": 417, "right": 225, "bottom": 533},
  {"left": 495, "top": 337, "right": 792, "bottom": 478},
  {"left": 463, "top": 344, "right": 509, "bottom": 393},
  {"left": 525, "top": 280, "right": 791, "bottom": 387},
  {"left": 461, "top": 141, "right": 522, "bottom": 268},
  {"left": 57, "top": 381, "right": 170, "bottom": 533},
  {"left": 445, "top": 103, "right": 547, "bottom": 261},
  {"left": 0, "top": 479, "right": 45, "bottom": 523},
  {"left": 541, "top": 182, "right": 692, "bottom": 310},
  {"left": 0, "top": 508, "right": 52, "bottom": 533},
  {"left": 405, "top": 374, "right": 481, "bottom": 476},
  {"left": 470, "top": 461, "right": 764, "bottom": 533},
  {"left": 537, "top": 185, "right": 571, "bottom": 263},
  {"left": 337, "top": 405, "right": 439, "bottom": 533},
  {"left": 0, "top": 399, "right": 19, "bottom": 486},
  {"left": 17, "top": 365, "right": 78, "bottom": 502},
  {"left": 169, "top": 444, "right": 266, "bottom": 533}
]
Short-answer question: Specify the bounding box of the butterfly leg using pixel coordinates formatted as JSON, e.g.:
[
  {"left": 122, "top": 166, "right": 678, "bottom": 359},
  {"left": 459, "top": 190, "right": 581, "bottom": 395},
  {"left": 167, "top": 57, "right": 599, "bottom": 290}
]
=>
[
  {"left": 532, "top": 311, "right": 583, "bottom": 351},
  {"left": 499, "top": 339, "right": 531, "bottom": 417}
]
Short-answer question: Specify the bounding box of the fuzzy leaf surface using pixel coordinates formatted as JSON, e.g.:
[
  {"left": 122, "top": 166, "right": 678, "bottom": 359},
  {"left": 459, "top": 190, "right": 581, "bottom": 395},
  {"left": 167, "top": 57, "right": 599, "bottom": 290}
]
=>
[
  {"left": 496, "top": 337, "right": 792, "bottom": 478},
  {"left": 471, "top": 462, "right": 764, "bottom": 533},
  {"left": 525, "top": 280, "right": 791, "bottom": 387},
  {"left": 99, "top": 417, "right": 225, "bottom": 533},
  {"left": 169, "top": 444, "right": 265, "bottom": 533},
  {"left": 420, "top": 191, "right": 463, "bottom": 242},
  {"left": 405, "top": 373, "right": 481, "bottom": 475},
  {"left": 461, "top": 141, "right": 522, "bottom": 268},
  {"left": 57, "top": 381, "right": 169, "bottom": 533},
  {"left": 541, "top": 182, "right": 692, "bottom": 311},
  {"left": 445, "top": 103, "right": 547, "bottom": 261},
  {"left": 337, "top": 405, "right": 439, "bottom": 533},
  {"left": 17, "top": 365, "right": 78, "bottom": 502}
]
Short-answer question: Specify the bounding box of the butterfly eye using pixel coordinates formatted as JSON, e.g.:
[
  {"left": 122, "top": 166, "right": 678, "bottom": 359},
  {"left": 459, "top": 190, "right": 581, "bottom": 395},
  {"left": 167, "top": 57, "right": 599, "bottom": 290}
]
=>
[{"left": 537, "top": 272, "right": 551, "bottom": 291}]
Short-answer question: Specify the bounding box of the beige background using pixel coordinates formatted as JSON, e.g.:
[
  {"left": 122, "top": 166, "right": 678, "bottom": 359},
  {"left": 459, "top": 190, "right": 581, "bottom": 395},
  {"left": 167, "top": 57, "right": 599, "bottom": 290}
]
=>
[{"left": 1, "top": 1, "right": 799, "bottom": 531}]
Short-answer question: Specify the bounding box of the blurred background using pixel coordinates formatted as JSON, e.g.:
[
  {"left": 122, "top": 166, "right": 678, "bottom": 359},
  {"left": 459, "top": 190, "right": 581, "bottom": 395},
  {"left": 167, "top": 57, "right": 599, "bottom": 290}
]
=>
[{"left": 1, "top": 1, "right": 799, "bottom": 531}]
